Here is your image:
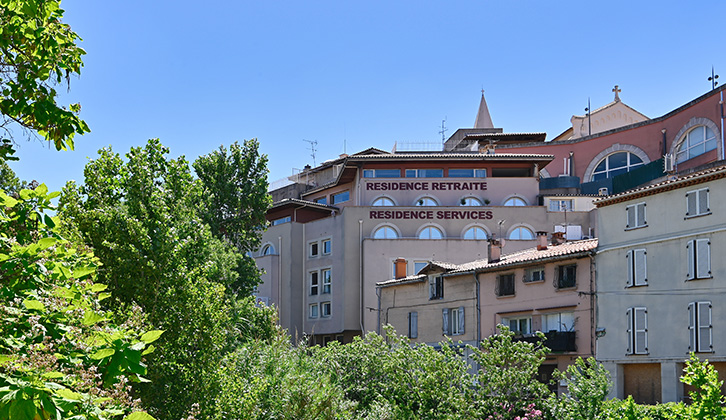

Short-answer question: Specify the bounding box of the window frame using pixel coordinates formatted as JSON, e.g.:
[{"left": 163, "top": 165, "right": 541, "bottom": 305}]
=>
[
  {"left": 309, "top": 241, "right": 319, "bottom": 258},
  {"left": 524, "top": 266, "right": 545, "bottom": 283},
  {"left": 313, "top": 197, "right": 327, "bottom": 205},
  {"left": 509, "top": 226, "right": 535, "bottom": 240},
  {"left": 688, "top": 301, "right": 713, "bottom": 353},
  {"left": 429, "top": 275, "right": 444, "bottom": 300},
  {"left": 541, "top": 312, "right": 575, "bottom": 332},
  {"left": 442, "top": 306, "right": 465, "bottom": 336},
  {"left": 309, "top": 303, "right": 319, "bottom": 319},
  {"left": 271, "top": 216, "right": 291, "bottom": 226},
  {"left": 309, "top": 271, "right": 319, "bottom": 296},
  {"left": 406, "top": 168, "right": 444, "bottom": 178},
  {"left": 496, "top": 273, "right": 516, "bottom": 297},
  {"left": 415, "top": 196, "right": 438, "bottom": 206},
  {"left": 685, "top": 187, "right": 710, "bottom": 218},
  {"left": 321, "top": 301, "right": 331, "bottom": 317},
  {"left": 463, "top": 226, "right": 488, "bottom": 240},
  {"left": 503, "top": 196, "right": 527, "bottom": 206},
  {"left": 590, "top": 151, "right": 644, "bottom": 181},
  {"left": 373, "top": 225, "right": 399, "bottom": 239},
  {"left": 261, "top": 244, "right": 275, "bottom": 256},
  {"left": 626, "top": 307, "right": 648, "bottom": 355},
  {"left": 502, "top": 316, "right": 532, "bottom": 335},
  {"left": 363, "top": 169, "right": 402, "bottom": 178},
  {"left": 687, "top": 238, "right": 712, "bottom": 280},
  {"left": 448, "top": 168, "right": 487, "bottom": 178},
  {"left": 625, "top": 202, "right": 647, "bottom": 230},
  {"left": 372, "top": 196, "right": 395, "bottom": 206},
  {"left": 626, "top": 249, "right": 648, "bottom": 287},
  {"left": 331, "top": 190, "right": 350, "bottom": 205},
  {"left": 322, "top": 268, "right": 331, "bottom": 294},
  {"left": 549, "top": 199, "right": 573, "bottom": 212},
  {"left": 556, "top": 264, "right": 577, "bottom": 289},
  {"left": 676, "top": 125, "right": 718, "bottom": 164},
  {"left": 408, "top": 311, "right": 418, "bottom": 339},
  {"left": 322, "top": 238, "right": 332, "bottom": 255},
  {"left": 418, "top": 225, "right": 444, "bottom": 240}
]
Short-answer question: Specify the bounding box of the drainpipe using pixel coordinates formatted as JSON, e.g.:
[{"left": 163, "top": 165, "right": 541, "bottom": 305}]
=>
[
  {"left": 720, "top": 90, "right": 725, "bottom": 161},
  {"left": 661, "top": 129, "right": 667, "bottom": 157},
  {"left": 302, "top": 222, "right": 306, "bottom": 340},
  {"left": 277, "top": 236, "right": 282, "bottom": 319},
  {"left": 475, "top": 272, "right": 481, "bottom": 346},
  {"left": 589, "top": 253, "right": 596, "bottom": 357},
  {"left": 376, "top": 286, "right": 381, "bottom": 335},
  {"left": 359, "top": 219, "right": 365, "bottom": 335},
  {"left": 569, "top": 151, "right": 574, "bottom": 178}
]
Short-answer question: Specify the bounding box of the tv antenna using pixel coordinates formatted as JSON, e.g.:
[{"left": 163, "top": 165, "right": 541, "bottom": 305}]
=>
[
  {"left": 708, "top": 66, "right": 719, "bottom": 90},
  {"left": 303, "top": 139, "right": 318, "bottom": 167},
  {"left": 439, "top": 118, "right": 448, "bottom": 146}
]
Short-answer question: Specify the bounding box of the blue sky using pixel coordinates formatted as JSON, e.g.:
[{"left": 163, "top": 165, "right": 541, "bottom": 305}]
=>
[{"left": 9, "top": 0, "right": 725, "bottom": 193}]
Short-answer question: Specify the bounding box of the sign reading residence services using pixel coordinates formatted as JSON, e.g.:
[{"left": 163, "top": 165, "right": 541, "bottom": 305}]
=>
[{"left": 369, "top": 210, "right": 493, "bottom": 220}]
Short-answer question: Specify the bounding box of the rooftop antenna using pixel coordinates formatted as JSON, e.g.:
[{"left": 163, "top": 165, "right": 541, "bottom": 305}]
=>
[
  {"left": 303, "top": 139, "right": 318, "bottom": 167},
  {"left": 439, "top": 117, "right": 448, "bottom": 147},
  {"left": 709, "top": 66, "right": 719, "bottom": 90}
]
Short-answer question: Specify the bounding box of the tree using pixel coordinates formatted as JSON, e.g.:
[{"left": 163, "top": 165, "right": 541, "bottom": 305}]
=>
[
  {"left": 0, "top": 0, "right": 90, "bottom": 150},
  {"left": 58, "top": 139, "right": 267, "bottom": 420}
]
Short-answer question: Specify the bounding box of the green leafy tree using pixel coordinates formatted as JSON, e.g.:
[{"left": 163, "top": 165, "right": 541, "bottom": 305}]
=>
[
  {"left": 0, "top": 184, "right": 159, "bottom": 420},
  {"left": 0, "top": 0, "right": 90, "bottom": 150},
  {"left": 547, "top": 357, "right": 612, "bottom": 420},
  {"left": 58, "top": 139, "right": 268, "bottom": 419},
  {"left": 681, "top": 353, "right": 726, "bottom": 420}
]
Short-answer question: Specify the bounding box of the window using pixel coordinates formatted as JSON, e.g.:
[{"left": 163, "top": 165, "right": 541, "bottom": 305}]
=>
[
  {"left": 460, "top": 197, "right": 483, "bottom": 206},
  {"left": 625, "top": 202, "right": 646, "bottom": 229},
  {"left": 261, "top": 244, "right": 275, "bottom": 256},
  {"left": 676, "top": 126, "right": 717, "bottom": 164},
  {"left": 626, "top": 249, "right": 647, "bottom": 287},
  {"left": 626, "top": 307, "right": 648, "bottom": 355},
  {"left": 309, "top": 304, "right": 318, "bottom": 318},
  {"left": 314, "top": 197, "right": 327, "bottom": 205},
  {"left": 429, "top": 275, "right": 444, "bottom": 300},
  {"left": 524, "top": 267, "right": 545, "bottom": 283},
  {"left": 310, "top": 271, "right": 319, "bottom": 295},
  {"left": 442, "top": 307, "right": 465, "bottom": 336},
  {"left": 418, "top": 226, "right": 443, "bottom": 239},
  {"left": 688, "top": 301, "right": 713, "bottom": 353},
  {"left": 542, "top": 312, "right": 574, "bottom": 332},
  {"left": 406, "top": 169, "right": 443, "bottom": 178},
  {"left": 496, "top": 274, "right": 515, "bottom": 297},
  {"left": 591, "top": 152, "right": 644, "bottom": 181},
  {"left": 322, "top": 269, "right": 331, "bottom": 294},
  {"left": 309, "top": 242, "right": 319, "bottom": 258},
  {"left": 321, "top": 302, "right": 331, "bottom": 317},
  {"left": 509, "top": 226, "right": 535, "bottom": 240},
  {"left": 503, "top": 316, "right": 531, "bottom": 335},
  {"left": 557, "top": 264, "right": 577, "bottom": 289},
  {"left": 549, "top": 199, "right": 573, "bottom": 212},
  {"left": 415, "top": 197, "right": 438, "bottom": 206},
  {"left": 686, "top": 188, "right": 710, "bottom": 218},
  {"left": 687, "top": 238, "right": 711, "bottom": 280},
  {"left": 363, "top": 169, "right": 401, "bottom": 178},
  {"left": 414, "top": 261, "right": 428, "bottom": 274},
  {"left": 271, "top": 216, "right": 291, "bottom": 226},
  {"left": 449, "top": 168, "right": 486, "bottom": 178},
  {"left": 322, "top": 239, "right": 331, "bottom": 255},
  {"left": 463, "top": 226, "right": 488, "bottom": 240},
  {"left": 408, "top": 311, "right": 418, "bottom": 339},
  {"left": 331, "top": 191, "right": 349, "bottom": 204},
  {"left": 372, "top": 197, "right": 395, "bottom": 206},
  {"left": 504, "top": 197, "right": 527, "bottom": 206},
  {"left": 373, "top": 226, "right": 398, "bottom": 239}
]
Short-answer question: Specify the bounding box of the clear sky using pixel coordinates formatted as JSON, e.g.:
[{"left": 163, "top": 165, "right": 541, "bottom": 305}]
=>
[{"left": 9, "top": 0, "right": 726, "bottom": 193}]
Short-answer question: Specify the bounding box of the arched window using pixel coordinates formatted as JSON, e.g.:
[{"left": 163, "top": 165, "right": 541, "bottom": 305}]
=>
[
  {"left": 373, "top": 226, "right": 398, "bottom": 239},
  {"left": 415, "top": 197, "right": 438, "bottom": 206},
  {"left": 261, "top": 244, "right": 275, "bottom": 255},
  {"left": 418, "top": 226, "right": 444, "bottom": 240},
  {"left": 503, "top": 197, "right": 526, "bottom": 206},
  {"left": 372, "top": 197, "right": 395, "bottom": 206},
  {"left": 460, "top": 197, "right": 483, "bottom": 206},
  {"left": 509, "top": 226, "right": 535, "bottom": 240},
  {"left": 463, "top": 226, "right": 488, "bottom": 240},
  {"left": 591, "top": 152, "right": 644, "bottom": 181},
  {"left": 676, "top": 126, "right": 717, "bottom": 163}
]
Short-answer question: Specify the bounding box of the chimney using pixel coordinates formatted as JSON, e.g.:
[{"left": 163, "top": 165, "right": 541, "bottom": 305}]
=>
[
  {"left": 536, "top": 231, "right": 548, "bottom": 250},
  {"left": 488, "top": 238, "right": 501, "bottom": 263},
  {"left": 394, "top": 258, "right": 407, "bottom": 279},
  {"left": 551, "top": 231, "right": 566, "bottom": 246}
]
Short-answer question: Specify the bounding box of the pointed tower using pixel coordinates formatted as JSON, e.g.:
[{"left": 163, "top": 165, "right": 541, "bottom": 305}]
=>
[{"left": 474, "top": 90, "right": 494, "bottom": 129}]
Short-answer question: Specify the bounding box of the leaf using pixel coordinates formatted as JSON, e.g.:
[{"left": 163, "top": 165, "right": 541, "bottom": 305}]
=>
[
  {"left": 89, "top": 283, "right": 107, "bottom": 292},
  {"left": 141, "top": 344, "right": 155, "bottom": 356},
  {"left": 9, "top": 398, "right": 36, "bottom": 420},
  {"left": 55, "top": 388, "right": 82, "bottom": 401},
  {"left": 42, "top": 371, "right": 64, "bottom": 379},
  {"left": 35, "top": 183, "right": 48, "bottom": 196},
  {"left": 130, "top": 342, "right": 146, "bottom": 351},
  {"left": 22, "top": 299, "right": 45, "bottom": 311},
  {"left": 139, "top": 330, "right": 164, "bottom": 344},
  {"left": 98, "top": 292, "right": 112, "bottom": 301},
  {"left": 43, "top": 214, "right": 56, "bottom": 228},
  {"left": 38, "top": 237, "right": 57, "bottom": 250},
  {"left": 73, "top": 266, "right": 96, "bottom": 279},
  {"left": 0, "top": 192, "right": 18, "bottom": 207},
  {"left": 90, "top": 348, "right": 115, "bottom": 360},
  {"left": 124, "top": 412, "right": 157, "bottom": 420},
  {"left": 82, "top": 310, "right": 105, "bottom": 326}
]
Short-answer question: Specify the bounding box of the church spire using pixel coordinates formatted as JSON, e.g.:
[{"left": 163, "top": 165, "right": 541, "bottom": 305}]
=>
[{"left": 474, "top": 89, "right": 494, "bottom": 129}]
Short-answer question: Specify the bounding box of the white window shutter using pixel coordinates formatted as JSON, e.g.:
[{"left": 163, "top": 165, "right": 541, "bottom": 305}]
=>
[
  {"left": 686, "top": 191, "right": 696, "bottom": 216},
  {"left": 635, "top": 249, "right": 647, "bottom": 286},
  {"left": 637, "top": 203, "right": 646, "bottom": 227},
  {"left": 626, "top": 250, "right": 634, "bottom": 287},
  {"left": 634, "top": 307, "right": 648, "bottom": 354},
  {"left": 688, "top": 302, "right": 696, "bottom": 352},
  {"left": 696, "top": 239, "right": 711, "bottom": 279},
  {"left": 626, "top": 308, "right": 633, "bottom": 354},
  {"left": 687, "top": 240, "right": 695, "bottom": 280},
  {"left": 626, "top": 206, "right": 635, "bottom": 228},
  {"left": 458, "top": 306, "right": 465, "bottom": 334},
  {"left": 442, "top": 308, "right": 449, "bottom": 335},
  {"left": 698, "top": 189, "right": 709, "bottom": 214},
  {"left": 409, "top": 312, "right": 418, "bottom": 339},
  {"left": 698, "top": 302, "right": 712, "bottom": 352}
]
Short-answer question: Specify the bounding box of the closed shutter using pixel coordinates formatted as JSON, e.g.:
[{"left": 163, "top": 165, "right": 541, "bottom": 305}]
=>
[
  {"left": 634, "top": 307, "right": 648, "bottom": 354},
  {"left": 626, "top": 205, "right": 635, "bottom": 228},
  {"left": 686, "top": 191, "right": 697, "bottom": 216},
  {"left": 409, "top": 312, "right": 418, "bottom": 339},
  {"left": 626, "top": 308, "right": 633, "bottom": 354},
  {"left": 458, "top": 306, "right": 465, "bottom": 334},
  {"left": 442, "top": 308, "right": 449, "bottom": 335},
  {"left": 634, "top": 249, "right": 647, "bottom": 286},
  {"left": 698, "top": 189, "right": 710, "bottom": 214},
  {"left": 698, "top": 302, "right": 712, "bottom": 352},
  {"left": 688, "top": 302, "right": 696, "bottom": 352},
  {"left": 636, "top": 203, "right": 646, "bottom": 227},
  {"left": 626, "top": 250, "right": 634, "bottom": 287},
  {"left": 687, "top": 240, "right": 695, "bottom": 280},
  {"left": 696, "top": 239, "right": 711, "bottom": 279}
]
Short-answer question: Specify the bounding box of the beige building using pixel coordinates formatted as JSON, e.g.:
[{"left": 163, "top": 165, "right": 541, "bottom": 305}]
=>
[
  {"left": 595, "top": 164, "right": 726, "bottom": 404},
  {"left": 377, "top": 235, "right": 598, "bottom": 393}
]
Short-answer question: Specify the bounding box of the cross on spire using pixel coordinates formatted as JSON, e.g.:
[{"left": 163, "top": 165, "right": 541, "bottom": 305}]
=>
[{"left": 612, "top": 85, "right": 622, "bottom": 102}]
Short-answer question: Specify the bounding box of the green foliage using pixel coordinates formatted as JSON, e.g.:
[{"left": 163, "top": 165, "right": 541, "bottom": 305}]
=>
[
  {"left": 0, "top": 183, "right": 156, "bottom": 419},
  {"left": 0, "top": 0, "right": 90, "bottom": 150},
  {"left": 547, "top": 357, "right": 611, "bottom": 420},
  {"left": 58, "top": 139, "right": 271, "bottom": 419},
  {"left": 681, "top": 353, "right": 726, "bottom": 420}
]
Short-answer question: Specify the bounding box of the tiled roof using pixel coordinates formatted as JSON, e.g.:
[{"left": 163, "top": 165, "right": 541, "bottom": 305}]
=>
[
  {"left": 270, "top": 198, "right": 339, "bottom": 211},
  {"left": 348, "top": 152, "right": 554, "bottom": 160},
  {"left": 595, "top": 164, "right": 726, "bottom": 207},
  {"left": 377, "top": 274, "right": 426, "bottom": 287}
]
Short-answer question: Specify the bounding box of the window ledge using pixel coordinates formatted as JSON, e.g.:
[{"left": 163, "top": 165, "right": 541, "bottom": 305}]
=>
[
  {"left": 686, "top": 276, "right": 713, "bottom": 281},
  {"left": 523, "top": 280, "right": 545, "bottom": 284},
  {"left": 625, "top": 284, "right": 648, "bottom": 288},
  {"left": 624, "top": 225, "right": 648, "bottom": 231},
  {"left": 556, "top": 286, "right": 577, "bottom": 291},
  {"left": 684, "top": 212, "right": 712, "bottom": 220},
  {"left": 496, "top": 294, "right": 516, "bottom": 299}
]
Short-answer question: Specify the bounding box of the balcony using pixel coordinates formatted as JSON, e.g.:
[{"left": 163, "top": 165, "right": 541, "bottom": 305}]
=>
[{"left": 514, "top": 331, "right": 576, "bottom": 352}]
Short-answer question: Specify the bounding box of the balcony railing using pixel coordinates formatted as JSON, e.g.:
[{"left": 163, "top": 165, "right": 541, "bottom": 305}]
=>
[{"left": 514, "top": 331, "right": 576, "bottom": 352}]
